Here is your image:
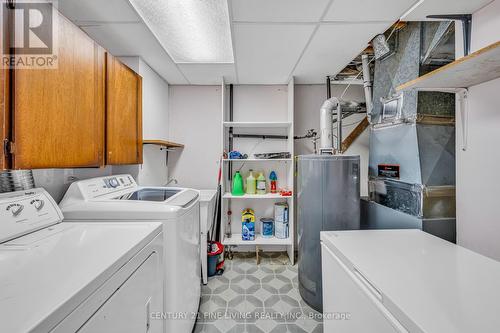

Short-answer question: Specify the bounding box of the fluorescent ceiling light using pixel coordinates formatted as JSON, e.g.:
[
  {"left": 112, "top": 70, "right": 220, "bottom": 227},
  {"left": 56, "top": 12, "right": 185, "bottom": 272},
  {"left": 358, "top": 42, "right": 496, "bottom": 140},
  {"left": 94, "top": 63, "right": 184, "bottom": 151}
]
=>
[{"left": 129, "top": 0, "right": 234, "bottom": 63}]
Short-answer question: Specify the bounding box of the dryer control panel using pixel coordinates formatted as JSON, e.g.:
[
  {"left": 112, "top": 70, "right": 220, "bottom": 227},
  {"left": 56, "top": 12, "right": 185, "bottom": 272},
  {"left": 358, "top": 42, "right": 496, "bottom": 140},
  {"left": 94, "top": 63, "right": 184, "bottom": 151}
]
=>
[
  {"left": 103, "top": 175, "right": 135, "bottom": 189},
  {"left": 0, "top": 189, "right": 63, "bottom": 244}
]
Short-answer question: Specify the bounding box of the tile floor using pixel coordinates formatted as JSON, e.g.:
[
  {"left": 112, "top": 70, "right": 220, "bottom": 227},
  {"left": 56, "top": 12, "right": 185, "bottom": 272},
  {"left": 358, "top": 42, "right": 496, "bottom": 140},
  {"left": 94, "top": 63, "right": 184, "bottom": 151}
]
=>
[{"left": 195, "top": 252, "right": 323, "bottom": 333}]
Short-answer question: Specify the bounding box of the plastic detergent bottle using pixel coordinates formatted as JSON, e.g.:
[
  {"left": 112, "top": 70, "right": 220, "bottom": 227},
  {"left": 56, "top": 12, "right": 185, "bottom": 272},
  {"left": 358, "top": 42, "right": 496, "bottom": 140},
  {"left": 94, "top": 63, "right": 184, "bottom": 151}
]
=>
[
  {"left": 269, "top": 171, "right": 278, "bottom": 194},
  {"left": 232, "top": 171, "right": 245, "bottom": 196},
  {"left": 246, "top": 170, "right": 256, "bottom": 194},
  {"left": 257, "top": 172, "right": 267, "bottom": 195}
]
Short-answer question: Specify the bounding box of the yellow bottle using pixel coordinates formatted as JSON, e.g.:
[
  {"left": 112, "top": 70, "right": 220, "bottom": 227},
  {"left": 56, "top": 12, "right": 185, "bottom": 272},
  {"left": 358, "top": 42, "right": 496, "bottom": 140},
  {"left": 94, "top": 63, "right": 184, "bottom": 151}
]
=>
[
  {"left": 257, "top": 172, "right": 267, "bottom": 194},
  {"left": 246, "top": 170, "right": 256, "bottom": 195}
]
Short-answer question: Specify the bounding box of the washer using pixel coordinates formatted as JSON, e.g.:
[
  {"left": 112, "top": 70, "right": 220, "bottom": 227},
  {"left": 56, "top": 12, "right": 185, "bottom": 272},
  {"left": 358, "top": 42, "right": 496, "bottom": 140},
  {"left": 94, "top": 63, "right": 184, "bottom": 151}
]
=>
[
  {"left": 59, "top": 175, "right": 201, "bottom": 333},
  {"left": 0, "top": 189, "right": 164, "bottom": 333}
]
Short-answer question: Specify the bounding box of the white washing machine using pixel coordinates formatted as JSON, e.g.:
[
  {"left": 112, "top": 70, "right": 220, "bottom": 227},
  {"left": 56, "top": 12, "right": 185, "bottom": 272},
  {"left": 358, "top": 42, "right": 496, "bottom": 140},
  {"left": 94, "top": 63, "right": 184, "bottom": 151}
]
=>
[
  {"left": 0, "top": 188, "right": 164, "bottom": 333},
  {"left": 59, "top": 175, "right": 201, "bottom": 333}
]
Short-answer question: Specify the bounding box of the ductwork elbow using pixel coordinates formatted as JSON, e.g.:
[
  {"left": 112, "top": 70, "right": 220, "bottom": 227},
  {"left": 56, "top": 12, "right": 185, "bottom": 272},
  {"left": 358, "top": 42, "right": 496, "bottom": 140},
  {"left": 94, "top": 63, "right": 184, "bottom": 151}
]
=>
[{"left": 320, "top": 97, "right": 340, "bottom": 154}]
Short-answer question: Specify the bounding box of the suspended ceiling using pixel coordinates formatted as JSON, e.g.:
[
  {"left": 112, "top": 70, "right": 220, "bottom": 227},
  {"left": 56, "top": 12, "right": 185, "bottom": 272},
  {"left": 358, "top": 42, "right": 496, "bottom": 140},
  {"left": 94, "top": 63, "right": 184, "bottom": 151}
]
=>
[{"left": 58, "top": 0, "right": 494, "bottom": 85}]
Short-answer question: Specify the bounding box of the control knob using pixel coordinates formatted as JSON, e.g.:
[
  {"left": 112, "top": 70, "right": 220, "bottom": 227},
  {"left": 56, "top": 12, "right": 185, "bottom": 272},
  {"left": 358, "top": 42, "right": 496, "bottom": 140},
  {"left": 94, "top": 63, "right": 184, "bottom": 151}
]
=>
[
  {"left": 109, "top": 178, "right": 120, "bottom": 188},
  {"left": 7, "top": 203, "right": 24, "bottom": 217},
  {"left": 31, "top": 199, "right": 45, "bottom": 211}
]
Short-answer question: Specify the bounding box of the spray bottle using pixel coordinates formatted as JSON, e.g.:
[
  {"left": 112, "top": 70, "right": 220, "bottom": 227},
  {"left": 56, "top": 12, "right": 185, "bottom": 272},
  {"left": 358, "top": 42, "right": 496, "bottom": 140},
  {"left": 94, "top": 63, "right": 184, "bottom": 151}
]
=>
[{"left": 269, "top": 171, "right": 278, "bottom": 194}]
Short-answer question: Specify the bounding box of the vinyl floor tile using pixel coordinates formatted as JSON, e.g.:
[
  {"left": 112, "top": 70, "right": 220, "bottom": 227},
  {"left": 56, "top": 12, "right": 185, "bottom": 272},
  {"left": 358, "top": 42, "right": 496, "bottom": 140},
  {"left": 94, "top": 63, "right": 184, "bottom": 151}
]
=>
[{"left": 198, "top": 252, "right": 323, "bottom": 333}]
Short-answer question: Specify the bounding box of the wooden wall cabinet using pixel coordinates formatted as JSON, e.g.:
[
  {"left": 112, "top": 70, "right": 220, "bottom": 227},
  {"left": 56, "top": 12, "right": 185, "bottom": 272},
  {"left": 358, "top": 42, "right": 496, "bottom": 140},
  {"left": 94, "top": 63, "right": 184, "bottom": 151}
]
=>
[
  {"left": 106, "top": 54, "right": 143, "bottom": 165},
  {"left": 12, "top": 13, "right": 106, "bottom": 169},
  {"left": 2, "top": 8, "right": 143, "bottom": 170}
]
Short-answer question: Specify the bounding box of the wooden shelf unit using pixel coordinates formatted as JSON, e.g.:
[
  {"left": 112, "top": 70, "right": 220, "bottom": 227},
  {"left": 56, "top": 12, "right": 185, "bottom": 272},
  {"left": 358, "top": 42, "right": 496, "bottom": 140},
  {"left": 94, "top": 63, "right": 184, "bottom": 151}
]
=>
[
  {"left": 220, "top": 78, "right": 295, "bottom": 265},
  {"left": 397, "top": 41, "right": 500, "bottom": 91},
  {"left": 143, "top": 140, "right": 184, "bottom": 149}
]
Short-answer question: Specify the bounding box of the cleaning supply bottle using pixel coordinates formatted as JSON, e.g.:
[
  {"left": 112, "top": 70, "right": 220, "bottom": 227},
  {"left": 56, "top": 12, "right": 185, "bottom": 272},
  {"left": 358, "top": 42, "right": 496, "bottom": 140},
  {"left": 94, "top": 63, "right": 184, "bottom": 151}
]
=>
[
  {"left": 269, "top": 171, "right": 278, "bottom": 194},
  {"left": 257, "top": 172, "right": 267, "bottom": 194},
  {"left": 232, "top": 171, "right": 245, "bottom": 196},
  {"left": 246, "top": 170, "right": 256, "bottom": 195}
]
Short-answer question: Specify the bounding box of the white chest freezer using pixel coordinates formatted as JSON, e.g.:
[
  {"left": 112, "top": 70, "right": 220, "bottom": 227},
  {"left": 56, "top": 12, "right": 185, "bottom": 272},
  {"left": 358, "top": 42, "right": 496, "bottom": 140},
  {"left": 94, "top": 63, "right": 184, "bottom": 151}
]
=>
[{"left": 321, "top": 229, "right": 500, "bottom": 333}]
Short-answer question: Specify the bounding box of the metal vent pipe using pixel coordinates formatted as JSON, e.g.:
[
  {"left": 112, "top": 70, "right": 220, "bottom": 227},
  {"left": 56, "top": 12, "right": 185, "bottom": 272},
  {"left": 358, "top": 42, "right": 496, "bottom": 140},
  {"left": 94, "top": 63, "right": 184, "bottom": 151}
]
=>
[
  {"left": 361, "top": 54, "right": 373, "bottom": 122},
  {"left": 319, "top": 97, "right": 341, "bottom": 155}
]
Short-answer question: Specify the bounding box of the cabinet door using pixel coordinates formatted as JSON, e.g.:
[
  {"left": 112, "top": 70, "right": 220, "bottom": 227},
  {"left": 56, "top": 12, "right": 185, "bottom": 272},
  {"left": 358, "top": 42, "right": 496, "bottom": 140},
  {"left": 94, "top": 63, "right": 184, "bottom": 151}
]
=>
[
  {"left": 106, "top": 54, "right": 143, "bottom": 165},
  {"left": 12, "top": 13, "right": 105, "bottom": 169}
]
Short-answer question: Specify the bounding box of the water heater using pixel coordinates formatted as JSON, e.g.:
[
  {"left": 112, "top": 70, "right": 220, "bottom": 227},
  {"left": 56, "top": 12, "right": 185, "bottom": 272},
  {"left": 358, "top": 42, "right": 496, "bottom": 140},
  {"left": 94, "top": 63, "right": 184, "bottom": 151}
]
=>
[{"left": 297, "top": 155, "right": 360, "bottom": 312}]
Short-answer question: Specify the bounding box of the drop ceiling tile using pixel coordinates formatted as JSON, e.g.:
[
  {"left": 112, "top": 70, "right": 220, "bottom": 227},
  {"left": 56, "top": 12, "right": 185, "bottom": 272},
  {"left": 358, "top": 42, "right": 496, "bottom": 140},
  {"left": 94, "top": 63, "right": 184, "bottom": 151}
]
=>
[
  {"left": 293, "top": 22, "right": 391, "bottom": 84},
  {"left": 82, "top": 23, "right": 188, "bottom": 84},
  {"left": 231, "top": 0, "right": 331, "bottom": 22},
  {"left": 324, "top": 0, "right": 418, "bottom": 22},
  {"left": 404, "top": 0, "right": 493, "bottom": 21},
  {"left": 58, "top": 0, "right": 140, "bottom": 23},
  {"left": 178, "top": 64, "right": 238, "bottom": 85},
  {"left": 234, "top": 23, "right": 316, "bottom": 84}
]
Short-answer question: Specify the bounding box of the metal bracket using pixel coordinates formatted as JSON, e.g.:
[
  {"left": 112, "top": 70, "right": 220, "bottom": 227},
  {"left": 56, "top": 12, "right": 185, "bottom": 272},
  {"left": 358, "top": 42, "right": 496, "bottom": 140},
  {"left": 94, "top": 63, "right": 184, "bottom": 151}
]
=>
[
  {"left": 3, "top": 139, "right": 14, "bottom": 156},
  {"left": 159, "top": 147, "right": 176, "bottom": 166},
  {"left": 3, "top": 139, "right": 10, "bottom": 158},
  {"left": 427, "top": 14, "right": 472, "bottom": 56},
  {"left": 457, "top": 88, "right": 469, "bottom": 152}
]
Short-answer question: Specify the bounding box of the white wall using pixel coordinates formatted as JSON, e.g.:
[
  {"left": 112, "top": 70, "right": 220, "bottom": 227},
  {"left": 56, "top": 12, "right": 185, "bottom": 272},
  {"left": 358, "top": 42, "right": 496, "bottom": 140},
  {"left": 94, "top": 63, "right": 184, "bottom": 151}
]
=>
[
  {"left": 113, "top": 57, "right": 170, "bottom": 186},
  {"left": 33, "top": 167, "right": 112, "bottom": 203},
  {"left": 34, "top": 58, "right": 170, "bottom": 202},
  {"left": 167, "top": 84, "right": 370, "bottom": 195},
  {"left": 167, "top": 85, "right": 223, "bottom": 190},
  {"left": 456, "top": 0, "right": 500, "bottom": 260},
  {"left": 295, "top": 84, "right": 369, "bottom": 195},
  {"left": 121, "top": 57, "right": 170, "bottom": 141}
]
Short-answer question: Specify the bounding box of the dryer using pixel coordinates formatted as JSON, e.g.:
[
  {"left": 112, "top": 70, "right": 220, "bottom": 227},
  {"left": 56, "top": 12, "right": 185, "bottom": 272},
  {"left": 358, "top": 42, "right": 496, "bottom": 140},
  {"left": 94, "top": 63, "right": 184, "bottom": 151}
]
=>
[
  {"left": 59, "top": 175, "right": 201, "bottom": 333},
  {"left": 0, "top": 188, "right": 164, "bottom": 333}
]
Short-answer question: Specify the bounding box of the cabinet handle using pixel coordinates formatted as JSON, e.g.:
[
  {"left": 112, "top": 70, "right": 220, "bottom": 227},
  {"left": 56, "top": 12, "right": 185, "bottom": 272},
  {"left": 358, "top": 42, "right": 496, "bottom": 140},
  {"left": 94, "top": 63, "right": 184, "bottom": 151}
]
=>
[
  {"left": 322, "top": 243, "right": 409, "bottom": 333},
  {"left": 353, "top": 268, "right": 382, "bottom": 301}
]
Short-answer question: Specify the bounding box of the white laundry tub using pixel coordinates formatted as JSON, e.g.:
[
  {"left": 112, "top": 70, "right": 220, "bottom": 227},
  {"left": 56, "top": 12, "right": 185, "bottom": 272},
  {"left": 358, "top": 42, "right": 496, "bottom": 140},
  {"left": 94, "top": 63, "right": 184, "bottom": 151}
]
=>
[{"left": 199, "top": 190, "right": 218, "bottom": 284}]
